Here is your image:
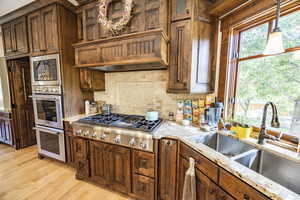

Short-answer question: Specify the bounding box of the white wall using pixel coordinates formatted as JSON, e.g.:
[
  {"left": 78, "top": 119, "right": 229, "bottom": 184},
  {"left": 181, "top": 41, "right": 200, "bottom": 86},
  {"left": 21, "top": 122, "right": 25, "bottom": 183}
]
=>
[
  {"left": 0, "top": 0, "right": 35, "bottom": 17},
  {"left": 0, "top": 26, "right": 11, "bottom": 111}
]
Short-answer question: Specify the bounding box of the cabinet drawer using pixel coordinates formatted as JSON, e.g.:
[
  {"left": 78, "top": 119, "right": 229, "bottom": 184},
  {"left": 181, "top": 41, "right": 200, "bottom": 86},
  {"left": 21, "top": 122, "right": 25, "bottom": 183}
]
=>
[
  {"left": 133, "top": 150, "right": 155, "bottom": 178},
  {"left": 180, "top": 142, "right": 218, "bottom": 182},
  {"left": 219, "top": 169, "right": 270, "bottom": 200},
  {"left": 133, "top": 174, "right": 155, "bottom": 200}
]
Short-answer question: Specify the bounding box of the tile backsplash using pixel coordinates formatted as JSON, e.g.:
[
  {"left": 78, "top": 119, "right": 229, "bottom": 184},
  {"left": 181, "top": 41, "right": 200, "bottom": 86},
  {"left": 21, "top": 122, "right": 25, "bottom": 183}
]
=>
[{"left": 94, "top": 70, "right": 211, "bottom": 119}]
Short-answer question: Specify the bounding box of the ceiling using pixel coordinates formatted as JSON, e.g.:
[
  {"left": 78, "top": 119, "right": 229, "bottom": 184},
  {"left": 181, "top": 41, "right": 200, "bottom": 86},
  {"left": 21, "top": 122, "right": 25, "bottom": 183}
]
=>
[{"left": 0, "top": 0, "right": 79, "bottom": 17}]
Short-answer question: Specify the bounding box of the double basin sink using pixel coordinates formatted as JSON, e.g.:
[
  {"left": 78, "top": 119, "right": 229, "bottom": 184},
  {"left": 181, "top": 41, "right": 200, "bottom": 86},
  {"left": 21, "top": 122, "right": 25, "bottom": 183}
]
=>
[{"left": 187, "top": 133, "right": 300, "bottom": 195}]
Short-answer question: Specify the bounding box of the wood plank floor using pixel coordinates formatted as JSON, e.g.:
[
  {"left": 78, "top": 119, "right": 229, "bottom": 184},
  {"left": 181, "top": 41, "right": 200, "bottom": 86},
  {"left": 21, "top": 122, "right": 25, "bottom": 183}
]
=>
[{"left": 0, "top": 144, "right": 131, "bottom": 200}]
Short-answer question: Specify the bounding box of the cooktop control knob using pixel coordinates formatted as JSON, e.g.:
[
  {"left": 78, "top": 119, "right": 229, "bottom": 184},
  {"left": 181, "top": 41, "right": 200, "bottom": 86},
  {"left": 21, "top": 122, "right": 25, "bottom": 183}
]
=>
[
  {"left": 100, "top": 133, "right": 107, "bottom": 140},
  {"left": 76, "top": 130, "right": 82, "bottom": 135},
  {"left": 92, "top": 133, "right": 97, "bottom": 138},
  {"left": 128, "top": 138, "right": 135, "bottom": 146},
  {"left": 84, "top": 131, "right": 89, "bottom": 136},
  {"left": 140, "top": 142, "right": 147, "bottom": 149},
  {"left": 114, "top": 135, "right": 121, "bottom": 144}
]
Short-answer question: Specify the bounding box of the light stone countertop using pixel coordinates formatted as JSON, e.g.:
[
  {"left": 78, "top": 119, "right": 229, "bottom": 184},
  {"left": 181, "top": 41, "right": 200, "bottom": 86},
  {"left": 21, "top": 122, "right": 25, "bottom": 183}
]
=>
[
  {"left": 63, "top": 113, "right": 100, "bottom": 124},
  {"left": 153, "top": 121, "right": 300, "bottom": 200}
]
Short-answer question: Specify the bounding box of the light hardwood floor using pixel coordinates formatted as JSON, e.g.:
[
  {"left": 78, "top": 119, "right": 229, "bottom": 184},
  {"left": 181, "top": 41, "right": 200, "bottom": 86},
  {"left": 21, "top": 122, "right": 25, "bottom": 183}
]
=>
[{"left": 0, "top": 144, "right": 131, "bottom": 200}]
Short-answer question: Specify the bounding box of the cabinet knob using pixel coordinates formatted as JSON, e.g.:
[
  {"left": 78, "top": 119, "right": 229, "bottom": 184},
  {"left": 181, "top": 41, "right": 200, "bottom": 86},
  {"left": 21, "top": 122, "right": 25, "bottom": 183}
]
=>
[
  {"left": 114, "top": 135, "right": 121, "bottom": 144},
  {"left": 185, "top": 8, "right": 190, "bottom": 14},
  {"left": 244, "top": 194, "right": 250, "bottom": 200}
]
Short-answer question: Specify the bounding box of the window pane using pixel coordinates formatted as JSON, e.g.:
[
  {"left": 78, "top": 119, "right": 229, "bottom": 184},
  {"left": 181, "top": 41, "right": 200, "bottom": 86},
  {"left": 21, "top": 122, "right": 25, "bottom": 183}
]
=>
[
  {"left": 239, "top": 23, "right": 269, "bottom": 58},
  {"left": 235, "top": 52, "right": 300, "bottom": 136},
  {"left": 279, "top": 10, "right": 300, "bottom": 49}
]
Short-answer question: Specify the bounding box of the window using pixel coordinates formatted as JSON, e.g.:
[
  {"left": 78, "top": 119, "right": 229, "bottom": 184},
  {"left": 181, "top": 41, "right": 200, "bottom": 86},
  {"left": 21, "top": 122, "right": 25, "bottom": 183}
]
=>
[{"left": 232, "top": 10, "right": 300, "bottom": 137}]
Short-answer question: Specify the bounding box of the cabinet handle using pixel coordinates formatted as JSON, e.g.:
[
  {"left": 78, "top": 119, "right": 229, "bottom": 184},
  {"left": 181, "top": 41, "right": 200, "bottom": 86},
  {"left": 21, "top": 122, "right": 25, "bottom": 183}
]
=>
[
  {"left": 244, "top": 194, "right": 250, "bottom": 200},
  {"left": 185, "top": 8, "right": 190, "bottom": 14},
  {"left": 167, "top": 140, "right": 171, "bottom": 145}
]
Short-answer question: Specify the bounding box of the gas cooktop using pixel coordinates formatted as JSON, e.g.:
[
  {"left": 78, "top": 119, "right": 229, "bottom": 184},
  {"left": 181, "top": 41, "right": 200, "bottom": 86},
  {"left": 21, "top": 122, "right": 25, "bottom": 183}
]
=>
[{"left": 78, "top": 113, "right": 163, "bottom": 133}]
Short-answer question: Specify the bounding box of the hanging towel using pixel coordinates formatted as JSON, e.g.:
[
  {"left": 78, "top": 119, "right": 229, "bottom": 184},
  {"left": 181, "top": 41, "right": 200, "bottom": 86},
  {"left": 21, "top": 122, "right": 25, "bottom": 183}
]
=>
[{"left": 182, "top": 157, "right": 196, "bottom": 200}]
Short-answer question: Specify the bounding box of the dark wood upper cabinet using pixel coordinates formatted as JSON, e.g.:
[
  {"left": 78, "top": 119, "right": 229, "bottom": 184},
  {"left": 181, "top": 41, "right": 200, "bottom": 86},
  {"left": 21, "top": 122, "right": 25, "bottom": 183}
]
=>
[
  {"left": 158, "top": 139, "right": 178, "bottom": 200},
  {"left": 2, "top": 16, "right": 28, "bottom": 56},
  {"left": 79, "top": 69, "right": 105, "bottom": 92},
  {"left": 27, "top": 4, "right": 59, "bottom": 55},
  {"left": 171, "top": 0, "right": 192, "bottom": 21},
  {"left": 168, "top": 0, "right": 216, "bottom": 94}
]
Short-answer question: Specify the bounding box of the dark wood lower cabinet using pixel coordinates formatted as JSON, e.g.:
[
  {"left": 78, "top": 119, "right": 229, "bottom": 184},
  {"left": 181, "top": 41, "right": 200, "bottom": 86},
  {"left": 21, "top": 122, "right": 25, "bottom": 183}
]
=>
[
  {"left": 158, "top": 139, "right": 178, "bottom": 200},
  {"left": 74, "top": 137, "right": 89, "bottom": 179},
  {"left": 178, "top": 157, "right": 234, "bottom": 200},
  {"left": 0, "top": 112, "right": 13, "bottom": 145},
  {"left": 133, "top": 174, "right": 155, "bottom": 200}
]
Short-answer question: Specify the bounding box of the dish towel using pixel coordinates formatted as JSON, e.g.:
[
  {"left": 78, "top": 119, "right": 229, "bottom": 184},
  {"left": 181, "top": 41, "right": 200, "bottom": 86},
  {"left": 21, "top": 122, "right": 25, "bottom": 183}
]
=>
[{"left": 182, "top": 157, "right": 196, "bottom": 200}]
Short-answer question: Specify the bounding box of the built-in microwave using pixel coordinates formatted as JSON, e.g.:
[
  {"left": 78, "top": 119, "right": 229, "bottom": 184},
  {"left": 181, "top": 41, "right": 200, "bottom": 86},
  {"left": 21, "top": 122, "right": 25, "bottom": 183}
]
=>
[
  {"left": 35, "top": 125, "right": 66, "bottom": 162},
  {"left": 32, "top": 94, "right": 63, "bottom": 130},
  {"left": 31, "top": 54, "right": 61, "bottom": 86}
]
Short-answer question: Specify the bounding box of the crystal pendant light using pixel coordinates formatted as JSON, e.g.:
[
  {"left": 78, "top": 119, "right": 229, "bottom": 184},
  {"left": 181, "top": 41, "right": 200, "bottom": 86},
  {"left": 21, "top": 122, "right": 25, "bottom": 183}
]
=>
[{"left": 263, "top": 0, "right": 285, "bottom": 55}]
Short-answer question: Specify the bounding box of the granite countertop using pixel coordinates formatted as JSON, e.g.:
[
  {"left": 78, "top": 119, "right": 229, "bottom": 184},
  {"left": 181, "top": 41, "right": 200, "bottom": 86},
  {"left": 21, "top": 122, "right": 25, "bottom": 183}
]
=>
[
  {"left": 0, "top": 108, "right": 11, "bottom": 113},
  {"left": 154, "top": 121, "right": 300, "bottom": 200}
]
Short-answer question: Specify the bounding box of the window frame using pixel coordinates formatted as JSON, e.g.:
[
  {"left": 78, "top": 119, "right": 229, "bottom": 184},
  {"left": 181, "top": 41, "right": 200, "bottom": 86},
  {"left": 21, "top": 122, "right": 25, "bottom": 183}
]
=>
[{"left": 224, "top": 5, "right": 300, "bottom": 145}]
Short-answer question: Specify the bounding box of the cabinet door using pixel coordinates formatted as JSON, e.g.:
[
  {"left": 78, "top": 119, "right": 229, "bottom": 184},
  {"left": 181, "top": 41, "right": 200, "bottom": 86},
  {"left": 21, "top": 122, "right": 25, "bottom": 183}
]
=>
[
  {"left": 2, "top": 23, "right": 14, "bottom": 55},
  {"left": 178, "top": 157, "right": 234, "bottom": 200},
  {"left": 110, "top": 145, "right": 131, "bottom": 194},
  {"left": 168, "top": 20, "right": 192, "bottom": 93},
  {"left": 28, "top": 11, "right": 43, "bottom": 53},
  {"left": 80, "top": 69, "right": 105, "bottom": 91},
  {"left": 65, "top": 133, "right": 76, "bottom": 167},
  {"left": 11, "top": 17, "right": 28, "bottom": 54},
  {"left": 90, "top": 141, "right": 112, "bottom": 186},
  {"left": 159, "top": 139, "right": 178, "bottom": 200},
  {"left": 171, "top": 0, "right": 192, "bottom": 21},
  {"left": 40, "top": 5, "right": 59, "bottom": 53},
  {"left": 133, "top": 174, "right": 155, "bottom": 200},
  {"left": 133, "top": 150, "right": 155, "bottom": 178},
  {"left": 74, "top": 137, "right": 89, "bottom": 179},
  {"left": 84, "top": 6, "right": 100, "bottom": 41}
]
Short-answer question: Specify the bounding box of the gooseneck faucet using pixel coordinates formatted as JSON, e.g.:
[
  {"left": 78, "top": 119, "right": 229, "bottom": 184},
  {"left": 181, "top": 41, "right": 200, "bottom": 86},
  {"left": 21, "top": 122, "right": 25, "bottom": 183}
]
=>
[{"left": 258, "top": 102, "right": 280, "bottom": 144}]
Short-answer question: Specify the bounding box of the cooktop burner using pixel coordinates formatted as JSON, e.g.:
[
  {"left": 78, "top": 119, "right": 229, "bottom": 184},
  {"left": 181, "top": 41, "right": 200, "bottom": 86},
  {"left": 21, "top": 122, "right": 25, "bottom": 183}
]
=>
[{"left": 78, "top": 113, "right": 163, "bottom": 133}]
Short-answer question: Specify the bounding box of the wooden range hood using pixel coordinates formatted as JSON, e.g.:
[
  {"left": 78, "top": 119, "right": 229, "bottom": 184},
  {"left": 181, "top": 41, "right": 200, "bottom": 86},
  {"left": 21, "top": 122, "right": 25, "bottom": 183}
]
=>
[{"left": 73, "top": 0, "right": 169, "bottom": 72}]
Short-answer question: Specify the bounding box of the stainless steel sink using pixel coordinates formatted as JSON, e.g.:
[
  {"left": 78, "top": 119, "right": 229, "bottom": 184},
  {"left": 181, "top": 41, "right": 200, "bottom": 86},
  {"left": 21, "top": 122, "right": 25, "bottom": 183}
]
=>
[
  {"left": 253, "top": 151, "right": 300, "bottom": 194},
  {"left": 187, "top": 133, "right": 300, "bottom": 195},
  {"left": 188, "top": 133, "right": 259, "bottom": 168}
]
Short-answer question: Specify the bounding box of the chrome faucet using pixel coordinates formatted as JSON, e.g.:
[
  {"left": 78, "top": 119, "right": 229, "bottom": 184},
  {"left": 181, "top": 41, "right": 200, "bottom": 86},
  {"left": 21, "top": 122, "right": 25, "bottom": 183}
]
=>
[{"left": 258, "top": 102, "right": 280, "bottom": 144}]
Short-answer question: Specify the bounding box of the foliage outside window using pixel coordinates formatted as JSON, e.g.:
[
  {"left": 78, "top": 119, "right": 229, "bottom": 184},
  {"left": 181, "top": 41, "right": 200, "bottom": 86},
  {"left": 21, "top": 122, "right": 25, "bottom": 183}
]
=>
[{"left": 234, "top": 10, "right": 300, "bottom": 137}]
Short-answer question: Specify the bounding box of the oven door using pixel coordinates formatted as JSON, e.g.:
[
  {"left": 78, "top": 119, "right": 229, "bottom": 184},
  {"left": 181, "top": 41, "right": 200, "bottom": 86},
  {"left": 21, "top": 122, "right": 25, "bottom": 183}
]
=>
[
  {"left": 31, "top": 54, "right": 61, "bottom": 86},
  {"left": 36, "top": 126, "right": 66, "bottom": 162},
  {"left": 33, "top": 94, "right": 63, "bottom": 129}
]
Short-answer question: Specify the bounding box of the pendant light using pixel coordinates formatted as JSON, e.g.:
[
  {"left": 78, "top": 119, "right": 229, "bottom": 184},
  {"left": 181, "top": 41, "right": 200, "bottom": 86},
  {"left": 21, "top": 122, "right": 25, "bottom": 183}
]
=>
[{"left": 263, "top": 0, "right": 285, "bottom": 55}]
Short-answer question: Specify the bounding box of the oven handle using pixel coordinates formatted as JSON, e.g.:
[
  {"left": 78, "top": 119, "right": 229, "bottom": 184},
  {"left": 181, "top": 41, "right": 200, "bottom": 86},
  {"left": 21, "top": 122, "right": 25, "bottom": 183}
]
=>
[
  {"left": 32, "top": 95, "right": 60, "bottom": 101},
  {"left": 33, "top": 126, "right": 64, "bottom": 135}
]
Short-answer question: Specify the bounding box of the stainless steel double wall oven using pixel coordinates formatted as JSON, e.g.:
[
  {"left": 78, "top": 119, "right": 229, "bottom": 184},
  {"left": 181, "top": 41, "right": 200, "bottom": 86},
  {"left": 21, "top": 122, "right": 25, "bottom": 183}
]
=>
[{"left": 31, "top": 54, "right": 66, "bottom": 162}]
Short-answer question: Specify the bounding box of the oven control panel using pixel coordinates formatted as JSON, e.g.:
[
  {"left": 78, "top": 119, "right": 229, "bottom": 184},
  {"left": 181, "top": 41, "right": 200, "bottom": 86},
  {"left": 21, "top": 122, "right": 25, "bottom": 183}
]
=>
[
  {"left": 72, "top": 123, "right": 154, "bottom": 152},
  {"left": 33, "top": 86, "right": 61, "bottom": 95}
]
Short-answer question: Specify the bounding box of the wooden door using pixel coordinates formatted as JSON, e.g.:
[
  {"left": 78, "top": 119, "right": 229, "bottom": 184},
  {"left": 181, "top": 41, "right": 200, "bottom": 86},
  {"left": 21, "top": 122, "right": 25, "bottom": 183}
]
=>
[
  {"left": 171, "top": 0, "right": 192, "bottom": 21},
  {"left": 11, "top": 17, "right": 28, "bottom": 54},
  {"left": 8, "top": 59, "right": 36, "bottom": 149},
  {"left": 90, "top": 141, "right": 112, "bottom": 186},
  {"left": 28, "top": 11, "right": 43, "bottom": 53},
  {"left": 168, "top": 20, "right": 192, "bottom": 93},
  {"left": 40, "top": 5, "right": 59, "bottom": 53},
  {"left": 2, "top": 23, "right": 14, "bottom": 55},
  {"left": 110, "top": 145, "right": 131, "bottom": 194},
  {"left": 159, "top": 139, "right": 178, "bottom": 200}
]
